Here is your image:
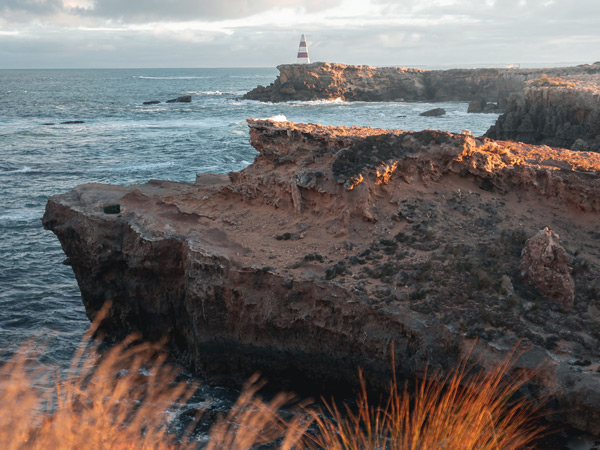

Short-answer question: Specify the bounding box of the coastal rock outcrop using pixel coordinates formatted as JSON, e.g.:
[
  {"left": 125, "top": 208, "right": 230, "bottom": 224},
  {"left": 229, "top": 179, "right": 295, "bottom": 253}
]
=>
[
  {"left": 419, "top": 108, "right": 446, "bottom": 117},
  {"left": 243, "top": 61, "right": 600, "bottom": 104},
  {"left": 43, "top": 119, "right": 600, "bottom": 435},
  {"left": 486, "top": 74, "right": 600, "bottom": 151}
]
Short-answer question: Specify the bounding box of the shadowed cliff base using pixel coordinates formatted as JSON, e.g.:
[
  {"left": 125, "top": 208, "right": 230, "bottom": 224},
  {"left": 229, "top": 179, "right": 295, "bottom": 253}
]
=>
[{"left": 43, "top": 119, "right": 600, "bottom": 436}]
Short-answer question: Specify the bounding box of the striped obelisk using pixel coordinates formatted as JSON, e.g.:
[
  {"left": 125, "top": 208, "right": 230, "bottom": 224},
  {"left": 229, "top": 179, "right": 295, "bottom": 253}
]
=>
[{"left": 296, "top": 34, "right": 310, "bottom": 64}]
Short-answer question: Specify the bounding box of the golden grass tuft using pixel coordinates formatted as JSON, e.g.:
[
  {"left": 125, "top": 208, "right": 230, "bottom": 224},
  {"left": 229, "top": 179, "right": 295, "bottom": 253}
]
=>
[
  {"left": 1, "top": 306, "right": 547, "bottom": 449},
  {"left": 304, "top": 348, "right": 547, "bottom": 450}
]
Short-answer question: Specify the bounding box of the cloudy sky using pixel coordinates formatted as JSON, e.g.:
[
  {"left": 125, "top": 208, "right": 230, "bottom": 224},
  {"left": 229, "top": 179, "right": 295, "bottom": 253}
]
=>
[{"left": 0, "top": 0, "right": 598, "bottom": 69}]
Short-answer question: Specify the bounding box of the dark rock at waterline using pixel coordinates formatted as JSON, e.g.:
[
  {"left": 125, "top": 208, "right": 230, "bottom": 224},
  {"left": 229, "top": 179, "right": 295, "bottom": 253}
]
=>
[
  {"left": 467, "top": 97, "right": 487, "bottom": 113},
  {"left": 166, "top": 95, "right": 192, "bottom": 103},
  {"left": 60, "top": 121, "right": 85, "bottom": 124},
  {"left": 143, "top": 100, "right": 161, "bottom": 105},
  {"left": 419, "top": 108, "right": 446, "bottom": 117},
  {"left": 468, "top": 97, "right": 503, "bottom": 114},
  {"left": 42, "top": 123, "right": 55, "bottom": 126}
]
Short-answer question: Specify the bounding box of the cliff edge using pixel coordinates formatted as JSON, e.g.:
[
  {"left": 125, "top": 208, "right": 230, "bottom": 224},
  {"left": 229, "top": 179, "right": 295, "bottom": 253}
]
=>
[
  {"left": 243, "top": 61, "right": 600, "bottom": 104},
  {"left": 486, "top": 74, "right": 600, "bottom": 152},
  {"left": 43, "top": 120, "right": 600, "bottom": 435}
]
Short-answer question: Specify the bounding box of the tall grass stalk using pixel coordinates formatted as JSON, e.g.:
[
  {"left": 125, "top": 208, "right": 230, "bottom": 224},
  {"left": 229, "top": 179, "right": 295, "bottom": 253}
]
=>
[{"left": 304, "top": 347, "right": 547, "bottom": 450}]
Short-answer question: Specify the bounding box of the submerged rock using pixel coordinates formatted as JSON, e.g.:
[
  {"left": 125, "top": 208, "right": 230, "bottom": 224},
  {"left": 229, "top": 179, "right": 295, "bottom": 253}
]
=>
[
  {"left": 143, "top": 100, "right": 161, "bottom": 105},
  {"left": 166, "top": 95, "right": 192, "bottom": 103},
  {"left": 43, "top": 119, "right": 600, "bottom": 435}
]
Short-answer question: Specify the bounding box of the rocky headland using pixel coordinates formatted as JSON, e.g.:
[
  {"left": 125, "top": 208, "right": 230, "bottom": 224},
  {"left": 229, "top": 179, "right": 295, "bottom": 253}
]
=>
[
  {"left": 43, "top": 119, "right": 600, "bottom": 435},
  {"left": 243, "top": 61, "right": 600, "bottom": 107},
  {"left": 486, "top": 74, "right": 600, "bottom": 152}
]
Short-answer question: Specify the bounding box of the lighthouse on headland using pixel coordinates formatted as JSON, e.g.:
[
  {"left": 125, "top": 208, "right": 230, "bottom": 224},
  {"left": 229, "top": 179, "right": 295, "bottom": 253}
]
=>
[{"left": 296, "top": 34, "right": 310, "bottom": 64}]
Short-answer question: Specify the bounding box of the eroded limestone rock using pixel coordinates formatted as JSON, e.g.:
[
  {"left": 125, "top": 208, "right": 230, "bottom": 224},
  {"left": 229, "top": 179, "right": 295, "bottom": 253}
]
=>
[{"left": 519, "top": 227, "right": 575, "bottom": 307}]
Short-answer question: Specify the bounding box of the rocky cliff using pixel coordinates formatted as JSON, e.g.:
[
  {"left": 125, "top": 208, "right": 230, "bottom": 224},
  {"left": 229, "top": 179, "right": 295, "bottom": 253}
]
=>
[
  {"left": 486, "top": 74, "right": 600, "bottom": 152},
  {"left": 43, "top": 120, "right": 600, "bottom": 435},
  {"left": 243, "top": 61, "right": 600, "bottom": 105}
]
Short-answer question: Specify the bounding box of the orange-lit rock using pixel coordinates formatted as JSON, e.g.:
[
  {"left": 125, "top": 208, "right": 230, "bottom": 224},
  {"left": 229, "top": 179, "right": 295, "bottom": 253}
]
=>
[{"left": 44, "top": 119, "right": 600, "bottom": 436}]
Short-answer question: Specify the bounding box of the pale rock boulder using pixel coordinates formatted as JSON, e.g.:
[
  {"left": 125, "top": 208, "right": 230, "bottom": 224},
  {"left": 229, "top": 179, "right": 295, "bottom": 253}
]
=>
[{"left": 519, "top": 227, "right": 575, "bottom": 306}]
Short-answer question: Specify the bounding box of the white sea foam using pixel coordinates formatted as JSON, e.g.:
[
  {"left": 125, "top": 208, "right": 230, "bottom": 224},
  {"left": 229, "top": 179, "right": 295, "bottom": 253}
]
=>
[
  {"left": 261, "top": 114, "right": 287, "bottom": 122},
  {"left": 289, "top": 98, "right": 347, "bottom": 105},
  {"left": 187, "top": 90, "right": 245, "bottom": 96},
  {"left": 1, "top": 166, "right": 34, "bottom": 174}
]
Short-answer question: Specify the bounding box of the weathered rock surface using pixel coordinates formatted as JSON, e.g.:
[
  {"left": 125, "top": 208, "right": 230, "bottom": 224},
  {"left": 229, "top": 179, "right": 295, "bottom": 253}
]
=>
[
  {"left": 243, "top": 61, "right": 600, "bottom": 104},
  {"left": 43, "top": 119, "right": 600, "bottom": 435},
  {"left": 519, "top": 227, "right": 575, "bottom": 307},
  {"left": 486, "top": 74, "right": 600, "bottom": 151}
]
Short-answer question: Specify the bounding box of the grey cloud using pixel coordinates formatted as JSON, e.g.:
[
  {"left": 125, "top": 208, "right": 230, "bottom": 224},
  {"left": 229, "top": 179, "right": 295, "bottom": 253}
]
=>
[
  {"left": 0, "top": 0, "right": 64, "bottom": 16},
  {"left": 0, "top": 0, "right": 342, "bottom": 22},
  {"left": 0, "top": 0, "right": 598, "bottom": 69},
  {"left": 374, "top": 0, "right": 600, "bottom": 21},
  {"left": 88, "top": 0, "right": 342, "bottom": 21}
]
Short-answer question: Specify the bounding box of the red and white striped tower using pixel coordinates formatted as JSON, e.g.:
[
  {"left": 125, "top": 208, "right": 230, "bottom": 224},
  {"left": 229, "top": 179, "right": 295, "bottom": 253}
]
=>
[{"left": 296, "top": 34, "right": 310, "bottom": 64}]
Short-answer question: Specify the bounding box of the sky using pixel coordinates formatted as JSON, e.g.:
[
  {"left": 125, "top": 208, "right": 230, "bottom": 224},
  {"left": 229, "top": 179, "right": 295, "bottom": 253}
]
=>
[{"left": 0, "top": 0, "right": 599, "bottom": 69}]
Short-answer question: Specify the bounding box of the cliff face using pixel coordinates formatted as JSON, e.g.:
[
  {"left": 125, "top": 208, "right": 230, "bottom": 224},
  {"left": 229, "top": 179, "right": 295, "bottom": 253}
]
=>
[
  {"left": 44, "top": 120, "right": 600, "bottom": 434},
  {"left": 486, "top": 75, "right": 600, "bottom": 152},
  {"left": 243, "top": 61, "right": 600, "bottom": 104}
]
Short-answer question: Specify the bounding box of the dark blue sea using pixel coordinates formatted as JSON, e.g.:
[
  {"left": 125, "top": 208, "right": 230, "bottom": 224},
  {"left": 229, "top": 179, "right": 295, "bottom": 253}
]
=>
[{"left": 0, "top": 67, "right": 501, "bottom": 440}]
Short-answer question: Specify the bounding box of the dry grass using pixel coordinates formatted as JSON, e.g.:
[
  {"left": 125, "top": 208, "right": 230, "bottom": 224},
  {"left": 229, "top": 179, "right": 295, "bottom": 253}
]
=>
[
  {"left": 1, "top": 307, "right": 547, "bottom": 449},
  {"left": 0, "top": 305, "right": 309, "bottom": 450},
  {"left": 304, "top": 348, "right": 547, "bottom": 450},
  {"left": 529, "top": 74, "right": 576, "bottom": 88}
]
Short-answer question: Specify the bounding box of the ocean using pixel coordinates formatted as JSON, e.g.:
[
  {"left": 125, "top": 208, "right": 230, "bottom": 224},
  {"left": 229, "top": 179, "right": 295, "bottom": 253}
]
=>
[{"left": 0, "top": 67, "right": 501, "bottom": 441}]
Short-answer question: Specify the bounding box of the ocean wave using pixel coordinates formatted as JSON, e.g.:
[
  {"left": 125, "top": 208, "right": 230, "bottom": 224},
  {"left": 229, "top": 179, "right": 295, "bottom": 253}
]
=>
[
  {"left": 97, "top": 161, "right": 176, "bottom": 173},
  {"left": 0, "top": 211, "right": 40, "bottom": 225},
  {"left": 229, "top": 75, "right": 273, "bottom": 79},
  {"left": 136, "top": 76, "right": 214, "bottom": 80},
  {"left": 187, "top": 90, "right": 245, "bottom": 96},
  {"left": 289, "top": 98, "right": 347, "bottom": 105},
  {"left": 0, "top": 166, "right": 34, "bottom": 174}
]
